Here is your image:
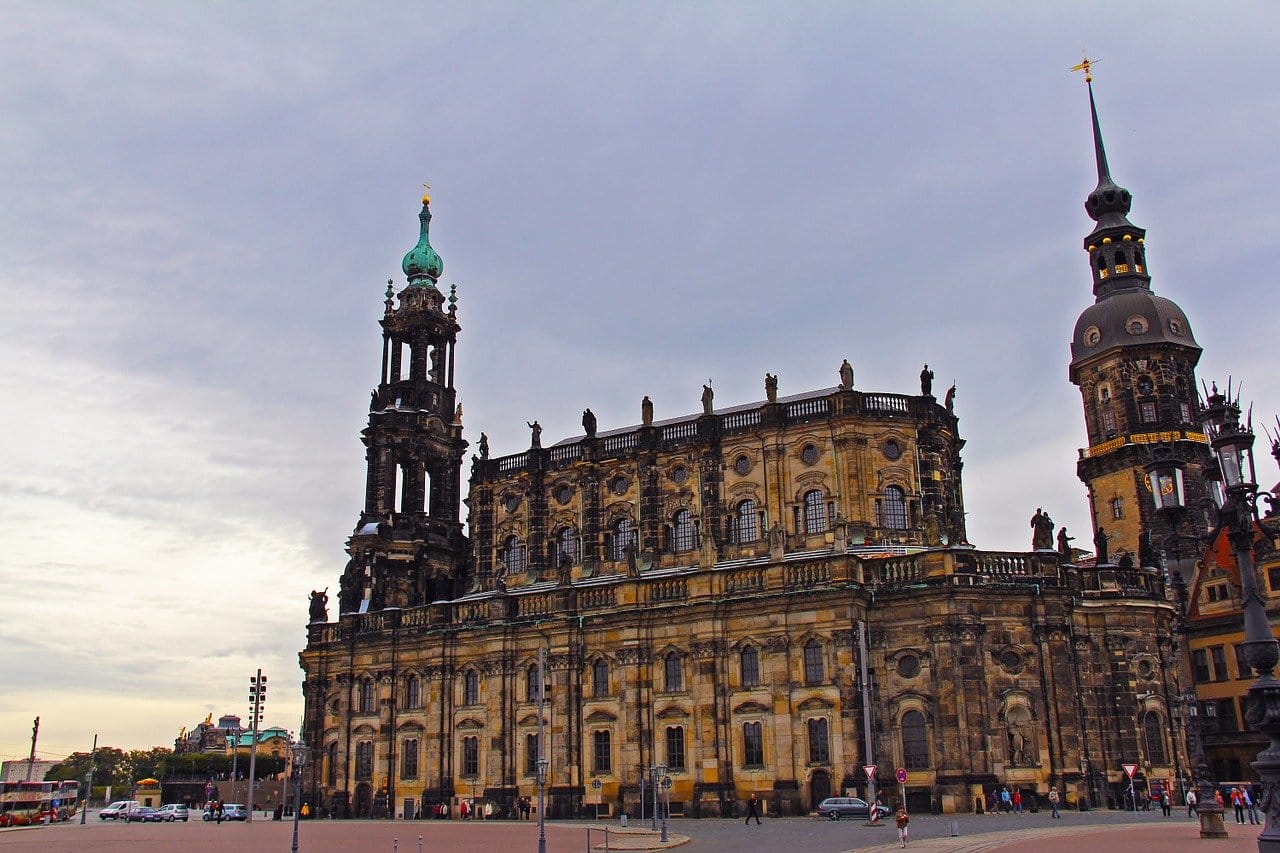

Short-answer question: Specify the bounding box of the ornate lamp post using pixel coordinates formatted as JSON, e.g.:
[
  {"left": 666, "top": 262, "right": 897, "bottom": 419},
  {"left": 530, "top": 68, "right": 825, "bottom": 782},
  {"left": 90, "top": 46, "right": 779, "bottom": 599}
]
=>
[
  {"left": 290, "top": 738, "right": 309, "bottom": 853},
  {"left": 535, "top": 756, "right": 548, "bottom": 853},
  {"left": 656, "top": 764, "right": 669, "bottom": 843}
]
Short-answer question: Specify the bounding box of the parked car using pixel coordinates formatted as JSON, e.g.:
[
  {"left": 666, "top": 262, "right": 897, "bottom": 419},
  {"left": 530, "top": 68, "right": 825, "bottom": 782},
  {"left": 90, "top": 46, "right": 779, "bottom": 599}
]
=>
[
  {"left": 155, "top": 804, "right": 189, "bottom": 822},
  {"left": 99, "top": 800, "right": 139, "bottom": 820},
  {"left": 125, "top": 806, "right": 160, "bottom": 823},
  {"left": 816, "top": 797, "right": 890, "bottom": 820}
]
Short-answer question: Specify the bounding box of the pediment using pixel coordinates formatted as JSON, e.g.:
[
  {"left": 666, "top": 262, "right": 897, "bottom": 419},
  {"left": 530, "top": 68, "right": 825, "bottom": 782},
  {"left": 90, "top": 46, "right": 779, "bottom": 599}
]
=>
[
  {"left": 585, "top": 710, "right": 618, "bottom": 724},
  {"left": 797, "top": 696, "right": 834, "bottom": 712},
  {"left": 733, "top": 701, "right": 769, "bottom": 715},
  {"left": 656, "top": 705, "right": 689, "bottom": 720},
  {"left": 456, "top": 717, "right": 485, "bottom": 730}
]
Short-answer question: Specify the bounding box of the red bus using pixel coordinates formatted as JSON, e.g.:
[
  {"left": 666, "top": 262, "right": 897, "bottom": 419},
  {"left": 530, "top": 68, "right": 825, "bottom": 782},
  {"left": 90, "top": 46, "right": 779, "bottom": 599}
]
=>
[{"left": 0, "top": 780, "right": 80, "bottom": 826}]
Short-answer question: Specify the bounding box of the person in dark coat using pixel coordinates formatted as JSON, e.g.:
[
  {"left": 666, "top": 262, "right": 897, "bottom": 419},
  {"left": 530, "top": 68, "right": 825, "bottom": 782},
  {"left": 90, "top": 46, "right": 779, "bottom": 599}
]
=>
[{"left": 745, "top": 793, "right": 761, "bottom": 825}]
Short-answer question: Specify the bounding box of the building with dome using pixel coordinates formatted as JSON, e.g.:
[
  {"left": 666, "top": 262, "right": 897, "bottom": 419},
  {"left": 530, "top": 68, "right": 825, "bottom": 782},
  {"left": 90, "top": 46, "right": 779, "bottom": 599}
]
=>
[{"left": 298, "top": 86, "right": 1205, "bottom": 819}]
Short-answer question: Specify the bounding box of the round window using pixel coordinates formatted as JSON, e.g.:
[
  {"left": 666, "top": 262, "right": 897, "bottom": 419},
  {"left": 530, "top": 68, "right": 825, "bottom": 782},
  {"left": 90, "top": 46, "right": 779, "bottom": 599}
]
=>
[
  {"left": 999, "top": 649, "right": 1023, "bottom": 672},
  {"left": 734, "top": 455, "right": 751, "bottom": 476},
  {"left": 554, "top": 484, "right": 574, "bottom": 505},
  {"left": 609, "top": 475, "right": 629, "bottom": 496},
  {"left": 1083, "top": 326, "right": 1101, "bottom": 347},
  {"left": 670, "top": 465, "right": 688, "bottom": 484},
  {"left": 502, "top": 494, "right": 522, "bottom": 513},
  {"left": 1137, "top": 376, "right": 1154, "bottom": 395},
  {"left": 896, "top": 654, "right": 921, "bottom": 679},
  {"left": 1137, "top": 659, "right": 1155, "bottom": 679},
  {"left": 1125, "top": 315, "right": 1150, "bottom": 336},
  {"left": 883, "top": 439, "right": 902, "bottom": 461},
  {"left": 801, "top": 444, "right": 820, "bottom": 466}
]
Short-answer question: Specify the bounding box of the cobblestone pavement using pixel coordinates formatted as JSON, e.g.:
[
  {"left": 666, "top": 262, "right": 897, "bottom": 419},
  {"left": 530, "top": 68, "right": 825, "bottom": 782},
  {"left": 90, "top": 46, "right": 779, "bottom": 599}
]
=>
[{"left": 0, "top": 809, "right": 1264, "bottom": 852}]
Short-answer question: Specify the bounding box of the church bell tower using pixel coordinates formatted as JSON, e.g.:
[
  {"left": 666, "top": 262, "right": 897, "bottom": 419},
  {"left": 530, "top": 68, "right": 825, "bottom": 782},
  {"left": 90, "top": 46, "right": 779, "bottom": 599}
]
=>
[
  {"left": 337, "top": 188, "right": 468, "bottom": 613},
  {"left": 1068, "top": 73, "right": 1215, "bottom": 567}
]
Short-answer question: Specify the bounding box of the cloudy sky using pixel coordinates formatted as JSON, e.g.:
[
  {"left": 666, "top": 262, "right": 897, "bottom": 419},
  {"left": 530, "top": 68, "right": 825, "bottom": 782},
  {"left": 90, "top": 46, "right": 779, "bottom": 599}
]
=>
[{"left": 2, "top": 2, "right": 1278, "bottom": 762}]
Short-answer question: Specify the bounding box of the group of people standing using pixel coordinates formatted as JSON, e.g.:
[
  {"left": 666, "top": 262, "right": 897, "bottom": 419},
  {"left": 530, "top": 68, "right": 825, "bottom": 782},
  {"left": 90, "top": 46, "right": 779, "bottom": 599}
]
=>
[
  {"left": 987, "top": 786, "right": 1024, "bottom": 813},
  {"left": 1183, "top": 785, "right": 1259, "bottom": 823}
]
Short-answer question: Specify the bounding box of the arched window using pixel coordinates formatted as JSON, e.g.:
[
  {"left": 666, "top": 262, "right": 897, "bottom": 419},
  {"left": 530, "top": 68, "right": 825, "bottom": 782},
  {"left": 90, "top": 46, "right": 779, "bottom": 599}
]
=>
[
  {"left": 881, "top": 486, "right": 908, "bottom": 530},
  {"left": 557, "top": 527, "right": 579, "bottom": 564},
  {"left": 359, "top": 678, "right": 375, "bottom": 713},
  {"left": 463, "top": 670, "right": 479, "bottom": 706},
  {"left": 807, "top": 717, "right": 830, "bottom": 764},
  {"left": 672, "top": 509, "right": 696, "bottom": 552},
  {"left": 803, "top": 639, "right": 825, "bottom": 684},
  {"left": 527, "top": 665, "right": 543, "bottom": 703},
  {"left": 502, "top": 535, "right": 526, "bottom": 573},
  {"left": 404, "top": 674, "right": 421, "bottom": 709},
  {"left": 664, "top": 652, "right": 683, "bottom": 692},
  {"left": 1096, "top": 254, "right": 1106, "bottom": 274},
  {"left": 355, "top": 741, "right": 373, "bottom": 781},
  {"left": 901, "top": 710, "right": 929, "bottom": 769},
  {"left": 740, "top": 645, "right": 760, "bottom": 688},
  {"left": 592, "top": 730, "right": 611, "bottom": 773},
  {"left": 592, "top": 660, "right": 609, "bottom": 698},
  {"left": 400, "top": 738, "right": 419, "bottom": 779},
  {"left": 525, "top": 732, "right": 538, "bottom": 775},
  {"left": 803, "top": 490, "right": 828, "bottom": 534},
  {"left": 1142, "top": 710, "right": 1168, "bottom": 765},
  {"left": 734, "top": 499, "right": 758, "bottom": 544},
  {"left": 608, "top": 517, "right": 634, "bottom": 562},
  {"left": 462, "top": 736, "right": 479, "bottom": 777}
]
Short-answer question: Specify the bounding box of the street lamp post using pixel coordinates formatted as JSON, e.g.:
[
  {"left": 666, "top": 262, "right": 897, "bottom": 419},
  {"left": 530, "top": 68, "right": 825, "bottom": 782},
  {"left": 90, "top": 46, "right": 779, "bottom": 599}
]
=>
[
  {"left": 228, "top": 725, "right": 242, "bottom": 805},
  {"left": 1150, "top": 385, "right": 1280, "bottom": 848},
  {"left": 290, "top": 739, "right": 309, "bottom": 853},
  {"left": 536, "top": 645, "right": 548, "bottom": 853},
  {"left": 656, "top": 765, "right": 669, "bottom": 843}
]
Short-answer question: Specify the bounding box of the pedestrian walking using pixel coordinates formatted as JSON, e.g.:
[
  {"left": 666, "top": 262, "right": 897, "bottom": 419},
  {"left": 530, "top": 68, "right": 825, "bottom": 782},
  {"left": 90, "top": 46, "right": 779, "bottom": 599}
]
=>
[
  {"left": 895, "top": 805, "right": 910, "bottom": 848},
  {"left": 1048, "top": 786, "right": 1060, "bottom": 819},
  {"left": 1246, "top": 785, "right": 1261, "bottom": 824},
  {"left": 1000, "top": 787, "right": 1012, "bottom": 813},
  {"left": 1232, "top": 787, "right": 1245, "bottom": 824},
  {"left": 1161, "top": 789, "right": 1171, "bottom": 817},
  {"left": 745, "top": 793, "right": 761, "bottom": 826},
  {"left": 1012, "top": 788, "right": 1022, "bottom": 813},
  {"left": 1186, "top": 788, "right": 1197, "bottom": 818}
]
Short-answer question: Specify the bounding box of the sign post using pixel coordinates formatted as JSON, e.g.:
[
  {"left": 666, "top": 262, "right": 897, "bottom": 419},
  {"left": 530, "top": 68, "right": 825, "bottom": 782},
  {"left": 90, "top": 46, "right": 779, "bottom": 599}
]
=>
[
  {"left": 863, "top": 765, "right": 880, "bottom": 823},
  {"left": 896, "top": 768, "right": 908, "bottom": 813},
  {"left": 1122, "top": 763, "right": 1138, "bottom": 812}
]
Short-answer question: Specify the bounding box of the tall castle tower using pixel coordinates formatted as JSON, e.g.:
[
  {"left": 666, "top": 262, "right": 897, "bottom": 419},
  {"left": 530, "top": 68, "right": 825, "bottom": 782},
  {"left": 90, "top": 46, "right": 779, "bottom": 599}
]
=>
[
  {"left": 1069, "top": 77, "right": 1215, "bottom": 566},
  {"left": 336, "top": 190, "right": 468, "bottom": 614}
]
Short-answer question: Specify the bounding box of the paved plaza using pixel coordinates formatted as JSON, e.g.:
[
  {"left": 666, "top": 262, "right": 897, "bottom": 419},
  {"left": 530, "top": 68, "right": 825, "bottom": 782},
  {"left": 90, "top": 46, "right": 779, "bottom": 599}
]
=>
[{"left": 1, "top": 810, "right": 1266, "bottom": 852}]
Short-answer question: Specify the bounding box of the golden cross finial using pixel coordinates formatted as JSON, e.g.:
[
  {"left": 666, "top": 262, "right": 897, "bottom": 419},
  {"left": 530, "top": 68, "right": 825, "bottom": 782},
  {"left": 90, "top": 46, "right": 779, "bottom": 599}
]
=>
[
  {"left": 421, "top": 180, "right": 431, "bottom": 204},
  {"left": 1070, "top": 56, "right": 1098, "bottom": 83}
]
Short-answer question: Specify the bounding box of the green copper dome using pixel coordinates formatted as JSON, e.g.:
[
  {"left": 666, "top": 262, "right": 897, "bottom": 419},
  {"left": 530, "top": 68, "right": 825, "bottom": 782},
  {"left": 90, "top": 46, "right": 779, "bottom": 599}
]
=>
[{"left": 401, "top": 199, "right": 443, "bottom": 285}]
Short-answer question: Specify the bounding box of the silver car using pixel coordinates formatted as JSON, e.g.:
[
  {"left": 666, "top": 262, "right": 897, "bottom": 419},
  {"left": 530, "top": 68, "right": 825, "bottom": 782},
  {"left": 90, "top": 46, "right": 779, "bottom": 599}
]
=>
[
  {"left": 816, "top": 796, "right": 890, "bottom": 820},
  {"left": 155, "top": 804, "right": 189, "bottom": 822}
]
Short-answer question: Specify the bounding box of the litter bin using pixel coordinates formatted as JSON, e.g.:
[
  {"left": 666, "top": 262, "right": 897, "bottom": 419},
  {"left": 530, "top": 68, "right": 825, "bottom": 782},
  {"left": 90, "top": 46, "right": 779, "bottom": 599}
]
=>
[{"left": 620, "top": 813, "right": 628, "bottom": 827}]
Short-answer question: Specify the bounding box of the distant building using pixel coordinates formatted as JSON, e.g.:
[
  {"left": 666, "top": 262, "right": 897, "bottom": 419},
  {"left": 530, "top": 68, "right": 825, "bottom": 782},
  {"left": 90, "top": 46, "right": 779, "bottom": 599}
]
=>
[{"left": 1, "top": 759, "right": 58, "bottom": 783}]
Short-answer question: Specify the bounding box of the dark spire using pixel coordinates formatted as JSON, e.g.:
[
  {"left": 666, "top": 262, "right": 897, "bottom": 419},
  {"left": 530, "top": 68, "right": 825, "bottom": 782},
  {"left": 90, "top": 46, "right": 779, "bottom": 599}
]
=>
[
  {"left": 1088, "top": 81, "right": 1112, "bottom": 186},
  {"left": 1081, "top": 78, "right": 1133, "bottom": 228}
]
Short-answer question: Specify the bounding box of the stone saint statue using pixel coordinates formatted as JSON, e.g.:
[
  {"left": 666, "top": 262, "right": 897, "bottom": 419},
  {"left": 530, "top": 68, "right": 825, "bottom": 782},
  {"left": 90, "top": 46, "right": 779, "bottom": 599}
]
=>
[
  {"left": 839, "top": 359, "right": 854, "bottom": 390},
  {"left": 945, "top": 384, "right": 956, "bottom": 413},
  {"left": 308, "top": 588, "right": 329, "bottom": 623},
  {"left": 920, "top": 364, "right": 934, "bottom": 397},
  {"left": 765, "top": 373, "right": 778, "bottom": 403},
  {"left": 1094, "top": 525, "right": 1109, "bottom": 564},
  {"left": 582, "top": 408, "right": 597, "bottom": 438},
  {"left": 701, "top": 382, "right": 714, "bottom": 415},
  {"left": 641, "top": 395, "right": 654, "bottom": 427},
  {"left": 430, "top": 347, "right": 443, "bottom": 382},
  {"left": 1057, "top": 527, "right": 1074, "bottom": 559},
  {"left": 527, "top": 420, "right": 542, "bottom": 449},
  {"left": 1030, "top": 507, "right": 1054, "bottom": 551},
  {"left": 478, "top": 432, "right": 489, "bottom": 460}
]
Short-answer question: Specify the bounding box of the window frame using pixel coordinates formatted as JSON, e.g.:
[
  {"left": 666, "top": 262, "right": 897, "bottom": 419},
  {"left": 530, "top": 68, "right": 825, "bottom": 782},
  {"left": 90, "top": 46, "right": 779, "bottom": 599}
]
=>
[
  {"left": 742, "top": 721, "right": 764, "bottom": 767},
  {"left": 901, "top": 709, "right": 930, "bottom": 770},
  {"left": 734, "top": 499, "right": 758, "bottom": 544},
  {"left": 803, "top": 639, "right": 825, "bottom": 685},
  {"left": 666, "top": 725, "right": 686, "bottom": 771},
  {"left": 740, "top": 645, "right": 760, "bottom": 688},
  {"left": 592, "top": 729, "right": 612, "bottom": 774},
  {"left": 464, "top": 670, "right": 480, "bottom": 706},
  {"left": 881, "top": 486, "right": 908, "bottom": 530},
  {"left": 807, "top": 717, "right": 830, "bottom": 765},
  {"left": 664, "top": 652, "right": 684, "bottom": 693},
  {"left": 462, "top": 736, "right": 479, "bottom": 778},
  {"left": 672, "top": 508, "right": 696, "bottom": 552},
  {"left": 592, "top": 660, "right": 609, "bottom": 698},
  {"left": 401, "top": 737, "right": 419, "bottom": 780},
  {"left": 803, "top": 490, "right": 828, "bottom": 534}
]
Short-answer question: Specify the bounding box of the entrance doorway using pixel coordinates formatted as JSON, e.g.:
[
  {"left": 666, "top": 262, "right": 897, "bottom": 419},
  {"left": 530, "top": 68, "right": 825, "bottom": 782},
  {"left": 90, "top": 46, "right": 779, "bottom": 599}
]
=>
[{"left": 810, "top": 769, "right": 832, "bottom": 809}]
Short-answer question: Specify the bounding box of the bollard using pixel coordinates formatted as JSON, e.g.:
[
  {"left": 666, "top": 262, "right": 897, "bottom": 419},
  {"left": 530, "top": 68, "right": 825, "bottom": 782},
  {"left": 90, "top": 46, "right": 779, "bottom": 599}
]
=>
[
  {"left": 950, "top": 819, "right": 959, "bottom": 836},
  {"left": 419, "top": 836, "right": 424, "bottom": 853},
  {"left": 620, "top": 813, "right": 628, "bottom": 827},
  {"left": 393, "top": 839, "right": 398, "bottom": 853}
]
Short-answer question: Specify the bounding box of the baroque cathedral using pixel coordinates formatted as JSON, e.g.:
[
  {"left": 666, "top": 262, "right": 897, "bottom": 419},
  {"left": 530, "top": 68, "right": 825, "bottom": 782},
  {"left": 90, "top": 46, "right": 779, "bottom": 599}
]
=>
[{"left": 298, "top": 82, "right": 1212, "bottom": 819}]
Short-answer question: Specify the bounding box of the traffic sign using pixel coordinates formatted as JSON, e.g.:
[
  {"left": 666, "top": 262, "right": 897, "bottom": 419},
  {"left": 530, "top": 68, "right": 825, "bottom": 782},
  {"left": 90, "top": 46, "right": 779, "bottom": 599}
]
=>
[
  {"left": 863, "top": 764, "right": 877, "bottom": 780},
  {"left": 1122, "top": 763, "right": 1138, "bottom": 779},
  {"left": 592, "top": 778, "right": 602, "bottom": 789},
  {"left": 896, "top": 768, "right": 908, "bottom": 784}
]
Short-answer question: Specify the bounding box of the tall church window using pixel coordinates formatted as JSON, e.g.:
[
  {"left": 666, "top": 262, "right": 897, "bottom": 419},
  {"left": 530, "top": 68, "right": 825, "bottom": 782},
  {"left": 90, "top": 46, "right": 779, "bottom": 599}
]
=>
[
  {"left": 672, "top": 509, "right": 696, "bottom": 552},
  {"left": 462, "top": 737, "right": 479, "bottom": 777},
  {"left": 463, "top": 670, "right": 479, "bottom": 706},
  {"left": 359, "top": 678, "right": 376, "bottom": 713},
  {"left": 592, "top": 660, "right": 609, "bottom": 698},
  {"left": 326, "top": 742, "right": 337, "bottom": 787},
  {"left": 740, "top": 645, "right": 760, "bottom": 688},
  {"left": 666, "top": 726, "right": 686, "bottom": 770},
  {"left": 556, "top": 527, "right": 579, "bottom": 564},
  {"left": 502, "top": 536, "right": 526, "bottom": 574},
  {"left": 807, "top": 718, "right": 830, "bottom": 764},
  {"left": 734, "top": 499, "right": 758, "bottom": 543},
  {"left": 881, "top": 486, "right": 909, "bottom": 530},
  {"left": 525, "top": 733, "right": 539, "bottom": 775},
  {"left": 1100, "top": 410, "right": 1116, "bottom": 436},
  {"left": 742, "top": 722, "right": 764, "bottom": 767},
  {"left": 607, "top": 518, "right": 635, "bottom": 562},
  {"left": 1140, "top": 402, "right": 1158, "bottom": 423},
  {"left": 527, "top": 665, "right": 543, "bottom": 702},
  {"left": 664, "top": 652, "right": 683, "bottom": 692},
  {"left": 401, "top": 738, "right": 418, "bottom": 779},
  {"left": 803, "top": 639, "right": 825, "bottom": 684},
  {"left": 355, "top": 741, "right": 373, "bottom": 781},
  {"left": 404, "top": 674, "right": 421, "bottom": 709},
  {"left": 803, "top": 490, "right": 828, "bottom": 534},
  {"left": 592, "top": 730, "right": 611, "bottom": 773},
  {"left": 1142, "top": 710, "right": 1168, "bottom": 765},
  {"left": 901, "top": 710, "right": 929, "bottom": 769}
]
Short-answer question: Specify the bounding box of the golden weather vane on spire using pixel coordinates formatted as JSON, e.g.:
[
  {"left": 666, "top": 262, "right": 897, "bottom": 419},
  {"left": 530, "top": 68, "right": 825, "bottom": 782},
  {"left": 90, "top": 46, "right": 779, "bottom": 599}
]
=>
[
  {"left": 421, "top": 180, "right": 431, "bottom": 204},
  {"left": 1070, "top": 55, "right": 1099, "bottom": 83}
]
